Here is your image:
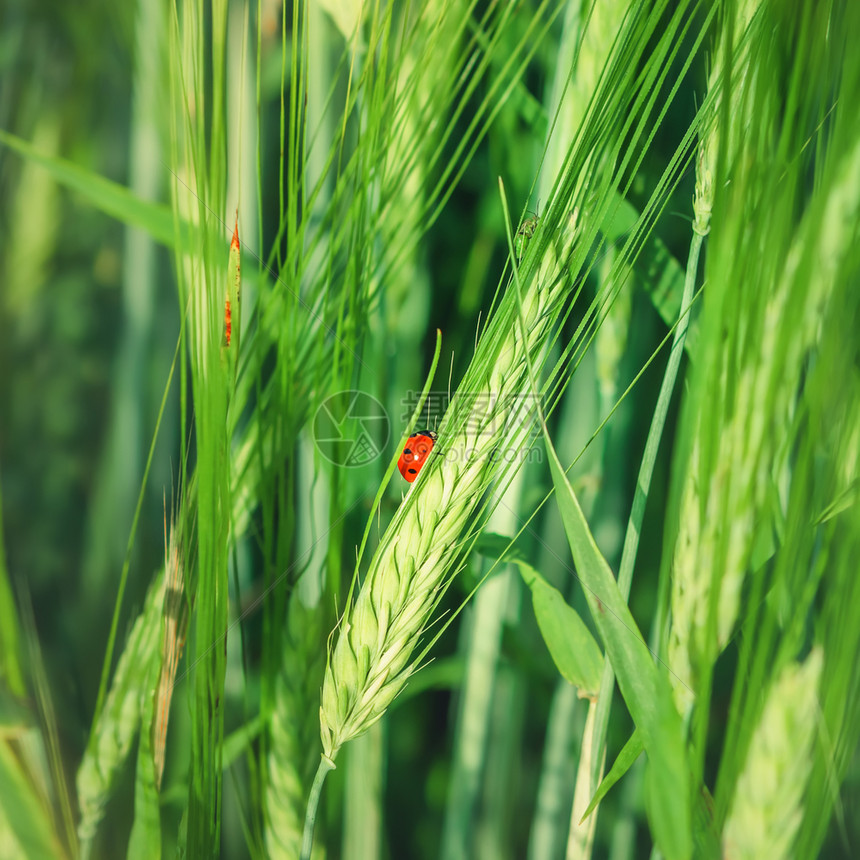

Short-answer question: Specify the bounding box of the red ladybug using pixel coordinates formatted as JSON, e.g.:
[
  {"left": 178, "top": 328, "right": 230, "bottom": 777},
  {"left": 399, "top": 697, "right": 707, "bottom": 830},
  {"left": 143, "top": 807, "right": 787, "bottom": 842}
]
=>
[{"left": 397, "top": 430, "right": 437, "bottom": 482}]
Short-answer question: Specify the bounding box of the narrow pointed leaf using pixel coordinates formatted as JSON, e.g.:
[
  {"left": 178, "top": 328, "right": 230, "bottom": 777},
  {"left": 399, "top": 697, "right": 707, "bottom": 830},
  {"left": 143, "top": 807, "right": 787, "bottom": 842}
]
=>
[
  {"left": 545, "top": 436, "right": 691, "bottom": 860},
  {"left": 0, "top": 129, "right": 186, "bottom": 251},
  {"left": 580, "top": 728, "right": 644, "bottom": 823},
  {"left": 517, "top": 560, "right": 603, "bottom": 699}
]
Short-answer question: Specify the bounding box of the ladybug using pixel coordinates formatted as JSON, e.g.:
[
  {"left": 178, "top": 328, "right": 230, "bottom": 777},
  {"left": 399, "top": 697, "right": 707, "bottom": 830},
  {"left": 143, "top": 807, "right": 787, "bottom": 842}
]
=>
[{"left": 397, "top": 430, "right": 437, "bottom": 482}]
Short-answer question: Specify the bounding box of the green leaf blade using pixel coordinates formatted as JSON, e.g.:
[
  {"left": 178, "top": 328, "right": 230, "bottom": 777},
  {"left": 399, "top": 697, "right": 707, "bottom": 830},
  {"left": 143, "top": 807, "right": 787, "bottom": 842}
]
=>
[
  {"left": 545, "top": 438, "right": 692, "bottom": 860},
  {"left": 0, "top": 128, "right": 185, "bottom": 251},
  {"left": 580, "top": 729, "right": 644, "bottom": 823},
  {"left": 517, "top": 561, "right": 603, "bottom": 699}
]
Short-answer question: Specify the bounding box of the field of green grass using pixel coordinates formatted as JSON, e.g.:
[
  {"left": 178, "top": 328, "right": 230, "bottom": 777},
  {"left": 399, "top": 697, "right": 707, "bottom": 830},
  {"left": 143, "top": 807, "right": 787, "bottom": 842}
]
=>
[{"left": 1, "top": 0, "right": 859, "bottom": 858}]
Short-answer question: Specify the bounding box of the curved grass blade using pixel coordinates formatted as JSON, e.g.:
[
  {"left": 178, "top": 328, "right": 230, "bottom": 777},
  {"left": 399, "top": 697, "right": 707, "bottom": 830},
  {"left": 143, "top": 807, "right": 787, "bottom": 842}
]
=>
[
  {"left": 475, "top": 532, "right": 602, "bottom": 697},
  {"left": 0, "top": 129, "right": 187, "bottom": 252},
  {"left": 580, "top": 728, "right": 643, "bottom": 823},
  {"left": 517, "top": 559, "right": 603, "bottom": 700}
]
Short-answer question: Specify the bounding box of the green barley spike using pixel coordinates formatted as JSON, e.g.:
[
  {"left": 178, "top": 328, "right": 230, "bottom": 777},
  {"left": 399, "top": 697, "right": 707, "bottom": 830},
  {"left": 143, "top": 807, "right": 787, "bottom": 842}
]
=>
[
  {"left": 76, "top": 572, "right": 165, "bottom": 859},
  {"left": 722, "top": 648, "right": 823, "bottom": 860},
  {"left": 319, "top": 218, "right": 577, "bottom": 763}
]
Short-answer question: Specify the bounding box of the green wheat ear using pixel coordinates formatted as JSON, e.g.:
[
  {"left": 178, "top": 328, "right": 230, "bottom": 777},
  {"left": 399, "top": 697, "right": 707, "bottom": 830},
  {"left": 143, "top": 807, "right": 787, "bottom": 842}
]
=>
[
  {"left": 76, "top": 572, "right": 164, "bottom": 859},
  {"left": 722, "top": 648, "right": 823, "bottom": 860},
  {"left": 319, "top": 215, "right": 577, "bottom": 764}
]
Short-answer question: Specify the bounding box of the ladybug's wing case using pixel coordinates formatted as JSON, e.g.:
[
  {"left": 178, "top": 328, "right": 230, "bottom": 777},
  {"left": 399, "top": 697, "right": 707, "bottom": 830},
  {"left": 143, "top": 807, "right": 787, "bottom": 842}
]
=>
[{"left": 397, "top": 429, "right": 437, "bottom": 482}]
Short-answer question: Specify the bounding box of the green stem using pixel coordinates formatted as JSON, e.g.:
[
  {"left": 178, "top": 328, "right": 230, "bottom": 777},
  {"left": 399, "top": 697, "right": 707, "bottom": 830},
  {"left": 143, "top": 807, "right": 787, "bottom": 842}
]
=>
[
  {"left": 622, "top": 238, "right": 702, "bottom": 599},
  {"left": 588, "top": 229, "right": 704, "bottom": 796},
  {"left": 301, "top": 754, "right": 336, "bottom": 860}
]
